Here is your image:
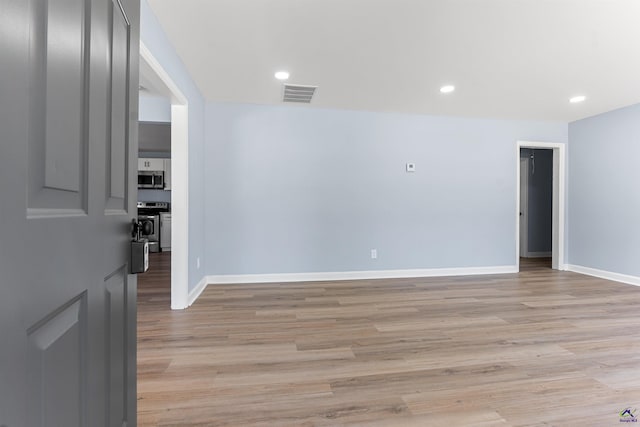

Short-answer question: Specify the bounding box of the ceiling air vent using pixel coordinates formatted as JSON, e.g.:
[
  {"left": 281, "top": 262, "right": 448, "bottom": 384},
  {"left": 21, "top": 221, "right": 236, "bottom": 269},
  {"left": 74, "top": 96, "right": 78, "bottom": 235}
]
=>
[{"left": 283, "top": 84, "right": 317, "bottom": 103}]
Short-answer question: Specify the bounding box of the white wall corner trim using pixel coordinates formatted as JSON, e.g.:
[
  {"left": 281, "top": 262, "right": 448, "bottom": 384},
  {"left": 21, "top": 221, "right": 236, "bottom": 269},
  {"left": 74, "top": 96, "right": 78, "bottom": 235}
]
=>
[
  {"left": 139, "top": 42, "right": 191, "bottom": 311},
  {"left": 187, "top": 275, "right": 209, "bottom": 307},
  {"left": 566, "top": 265, "right": 640, "bottom": 287},
  {"left": 205, "top": 265, "right": 518, "bottom": 286}
]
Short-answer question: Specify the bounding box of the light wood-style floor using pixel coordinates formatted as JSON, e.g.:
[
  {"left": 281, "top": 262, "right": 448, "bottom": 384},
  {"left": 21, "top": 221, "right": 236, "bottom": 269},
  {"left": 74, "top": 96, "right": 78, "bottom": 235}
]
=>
[{"left": 138, "top": 255, "right": 640, "bottom": 426}]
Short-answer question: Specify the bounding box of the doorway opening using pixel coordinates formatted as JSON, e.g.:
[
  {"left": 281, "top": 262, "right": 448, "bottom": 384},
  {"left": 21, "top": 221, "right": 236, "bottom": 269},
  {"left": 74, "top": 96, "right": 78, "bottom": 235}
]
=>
[
  {"left": 516, "top": 141, "right": 566, "bottom": 271},
  {"left": 139, "top": 42, "right": 190, "bottom": 309},
  {"left": 520, "top": 148, "right": 552, "bottom": 269}
]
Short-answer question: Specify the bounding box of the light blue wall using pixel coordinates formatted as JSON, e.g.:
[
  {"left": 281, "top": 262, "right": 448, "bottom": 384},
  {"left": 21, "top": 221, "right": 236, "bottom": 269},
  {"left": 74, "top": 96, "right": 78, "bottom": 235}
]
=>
[
  {"left": 140, "top": 0, "right": 206, "bottom": 292},
  {"left": 568, "top": 103, "right": 640, "bottom": 276},
  {"left": 205, "top": 103, "right": 567, "bottom": 275},
  {"left": 138, "top": 94, "right": 171, "bottom": 122}
]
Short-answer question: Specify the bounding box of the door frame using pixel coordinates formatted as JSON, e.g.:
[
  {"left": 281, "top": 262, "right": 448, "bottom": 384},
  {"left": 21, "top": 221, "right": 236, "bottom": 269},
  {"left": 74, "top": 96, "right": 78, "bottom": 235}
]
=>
[
  {"left": 519, "top": 156, "right": 529, "bottom": 258},
  {"left": 140, "top": 42, "right": 190, "bottom": 309},
  {"left": 516, "top": 141, "right": 566, "bottom": 271}
]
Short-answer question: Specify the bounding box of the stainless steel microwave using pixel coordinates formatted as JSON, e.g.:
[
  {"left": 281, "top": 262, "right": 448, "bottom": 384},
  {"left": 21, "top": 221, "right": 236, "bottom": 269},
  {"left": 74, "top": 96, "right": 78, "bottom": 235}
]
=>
[{"left": 138, "top": 170, "right": 164, "bottom": 189}]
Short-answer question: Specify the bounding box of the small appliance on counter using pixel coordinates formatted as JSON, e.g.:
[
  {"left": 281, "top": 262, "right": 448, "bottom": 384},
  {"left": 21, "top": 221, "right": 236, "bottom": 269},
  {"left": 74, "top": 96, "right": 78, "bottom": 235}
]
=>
[
  {"left": 137, "top": 201, "right": 170, "bottom": 252},
  {"left": 130, "top": 219, "right": 150, "bottom": 274}
]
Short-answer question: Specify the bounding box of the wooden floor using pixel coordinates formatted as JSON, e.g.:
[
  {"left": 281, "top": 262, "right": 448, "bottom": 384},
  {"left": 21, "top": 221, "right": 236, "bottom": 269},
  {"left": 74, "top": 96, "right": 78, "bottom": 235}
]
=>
[{"left": 138, "top": 255, "right": 640, "bottom": 426}]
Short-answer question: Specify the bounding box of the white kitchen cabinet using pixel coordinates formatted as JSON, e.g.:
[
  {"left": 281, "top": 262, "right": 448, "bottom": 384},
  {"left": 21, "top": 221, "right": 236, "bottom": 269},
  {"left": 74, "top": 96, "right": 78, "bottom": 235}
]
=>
[
  {"left": 160, "top": 213, "right": 171, "bottom": 251},
  {"left": 138, "top": 158, "right": 164, "bottom": 171},
  {"left": 163, "top": 158, "right": 171, "bottom": 190}
]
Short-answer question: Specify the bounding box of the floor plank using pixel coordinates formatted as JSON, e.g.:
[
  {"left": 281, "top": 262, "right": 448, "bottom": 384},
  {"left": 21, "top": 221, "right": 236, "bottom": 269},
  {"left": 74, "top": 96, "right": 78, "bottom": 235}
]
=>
[{"left": 138, "top": 255, "right": 640, "bottom": 426}]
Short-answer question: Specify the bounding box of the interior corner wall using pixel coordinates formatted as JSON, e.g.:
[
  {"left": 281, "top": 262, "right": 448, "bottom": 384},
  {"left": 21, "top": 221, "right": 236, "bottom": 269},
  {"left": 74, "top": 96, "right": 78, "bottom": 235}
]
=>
[
  {"left": 204, "top": 102, "right": 567, "bottom": 276},
  {"left": 140, "top": 0, "right": 206, "bottom": 292},
  {"left": 568, "top": 103, "right": 640, "bottom": 276}
]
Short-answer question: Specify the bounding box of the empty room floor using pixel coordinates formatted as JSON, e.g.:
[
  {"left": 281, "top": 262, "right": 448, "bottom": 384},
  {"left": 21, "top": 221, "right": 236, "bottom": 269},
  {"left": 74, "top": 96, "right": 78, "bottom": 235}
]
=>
[{"left": 137, "top": 258, "right": 640, "bottom": 426}]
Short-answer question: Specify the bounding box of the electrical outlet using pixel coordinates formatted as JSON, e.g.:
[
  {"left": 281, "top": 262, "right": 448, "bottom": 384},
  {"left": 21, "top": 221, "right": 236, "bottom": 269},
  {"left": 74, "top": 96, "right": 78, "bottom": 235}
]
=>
[
  {"left": 371, "top": 249, "right": 377, "bottom": 259},
  {"left": 196, "top": 257, "right": 200, "bottom": 269},
  {"left": 406, "top": 163, "right": 416, "bottom": 172}
]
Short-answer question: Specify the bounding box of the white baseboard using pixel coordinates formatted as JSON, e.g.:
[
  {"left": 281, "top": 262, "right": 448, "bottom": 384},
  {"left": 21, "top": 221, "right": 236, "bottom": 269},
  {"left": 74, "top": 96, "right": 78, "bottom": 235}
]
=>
[
  {"left": 187, "top": 275, "right": 208, "bottom": 307},
  {"left": 204, "top": 265, "right": 518, "bottom": 286},
  {"left": 525, "top": 251, "right": 552, "bottom": 258},
  {"left": 566, "top": 264, "right": 640, "bottom": 287}
]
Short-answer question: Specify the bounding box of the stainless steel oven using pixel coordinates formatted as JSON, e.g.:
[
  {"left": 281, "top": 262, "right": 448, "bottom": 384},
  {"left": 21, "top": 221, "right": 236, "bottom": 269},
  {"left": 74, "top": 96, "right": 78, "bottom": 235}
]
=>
[
  {"left": 137, "top": 202, "right": 170, "bottom": 253},
  {"left": 137, "top": 214, "right": 160, "bottom": 252}
]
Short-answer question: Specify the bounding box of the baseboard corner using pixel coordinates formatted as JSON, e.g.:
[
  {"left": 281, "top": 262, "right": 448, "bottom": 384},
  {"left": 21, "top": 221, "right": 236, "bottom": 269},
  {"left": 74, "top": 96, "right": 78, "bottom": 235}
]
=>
[
  {"left": 187, "top": 275, "right": 209, "bottom": 307},
  {"left": 566, "top": 264, "right": 640, "bottom": 287}
]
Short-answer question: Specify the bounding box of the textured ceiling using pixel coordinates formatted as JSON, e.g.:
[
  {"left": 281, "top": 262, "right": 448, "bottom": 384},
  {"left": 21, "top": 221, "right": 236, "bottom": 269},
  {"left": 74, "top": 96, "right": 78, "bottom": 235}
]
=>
[{"left": 147, "top": 0, "right": 640, "bottom": 121}]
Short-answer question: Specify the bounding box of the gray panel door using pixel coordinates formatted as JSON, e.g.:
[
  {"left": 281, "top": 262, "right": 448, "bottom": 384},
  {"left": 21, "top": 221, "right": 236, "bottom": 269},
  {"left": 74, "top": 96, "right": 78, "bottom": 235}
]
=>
[{"left": 0, "top": 0, "right": 139, "bottom": 425}]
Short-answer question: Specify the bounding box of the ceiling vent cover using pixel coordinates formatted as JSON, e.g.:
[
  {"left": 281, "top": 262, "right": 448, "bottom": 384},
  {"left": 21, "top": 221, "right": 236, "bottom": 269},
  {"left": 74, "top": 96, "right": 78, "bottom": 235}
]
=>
[{"left": 283, "top": 84, "right": 317, "bottom": 103}]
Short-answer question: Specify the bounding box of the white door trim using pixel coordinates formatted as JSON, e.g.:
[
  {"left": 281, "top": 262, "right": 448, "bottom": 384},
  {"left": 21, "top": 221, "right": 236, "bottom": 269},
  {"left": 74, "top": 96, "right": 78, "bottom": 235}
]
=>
[
  {"left": 139, "top": 42, "right": 190, "bottom": 309},
  {"left": 519, "top": 157, "right": 528, "bottom": 257},
  {"left": 516, "top": 141, "right": 566, "bottom": 271}
]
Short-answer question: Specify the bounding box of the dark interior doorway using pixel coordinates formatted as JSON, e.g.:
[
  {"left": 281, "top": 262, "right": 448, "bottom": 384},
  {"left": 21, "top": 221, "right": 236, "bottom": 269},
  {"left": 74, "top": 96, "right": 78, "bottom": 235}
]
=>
[{"left": 519, "top": 148, "right": 553, "bottom": 269}]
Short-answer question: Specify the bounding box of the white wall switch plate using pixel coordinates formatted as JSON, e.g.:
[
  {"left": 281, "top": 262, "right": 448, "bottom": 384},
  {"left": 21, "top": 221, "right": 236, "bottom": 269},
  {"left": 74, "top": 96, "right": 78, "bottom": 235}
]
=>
[
  {"left": 406, "top": 163, "right": 416, "bottom": 172},
  {"left": 371, "top": 249, "right": 377, "bottom": 259}
]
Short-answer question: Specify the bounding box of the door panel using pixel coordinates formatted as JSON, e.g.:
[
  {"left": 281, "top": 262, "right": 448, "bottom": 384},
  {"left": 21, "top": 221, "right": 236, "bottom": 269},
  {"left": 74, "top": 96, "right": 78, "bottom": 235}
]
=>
[
  {"left": 105, "top": 268, "right": 128, "bottom": 427},
  {"left": 43, "top": 0, "right": 86, "bottom": 194},
  {"left": 519, "top": 157, "right": 528, "bottom": 258},
  {"left": 28, "top": 0, "right": 89, "bottom": 214},
  {"left": 26, "top": 295, "right": 87, "bottom": 427},
  {"left": 0, "top": 0, "right": 140, "bottom": 425},
  {"left": 107, "top": 0, "right": 131, "bottom": 211}
]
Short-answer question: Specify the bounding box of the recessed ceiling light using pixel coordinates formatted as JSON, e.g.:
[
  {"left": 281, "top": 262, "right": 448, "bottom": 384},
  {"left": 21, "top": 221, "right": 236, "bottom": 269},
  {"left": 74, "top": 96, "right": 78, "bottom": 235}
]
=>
[
  {"left": 275, "top": 71, "right": 290, "bottom": 81},
  {"left": 569, "top": 95, "right": 586, "bottom": 103},
  {"left": 440, "top": 85, "right": 455, "bottom": 94}
]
